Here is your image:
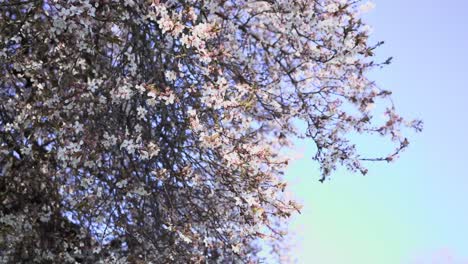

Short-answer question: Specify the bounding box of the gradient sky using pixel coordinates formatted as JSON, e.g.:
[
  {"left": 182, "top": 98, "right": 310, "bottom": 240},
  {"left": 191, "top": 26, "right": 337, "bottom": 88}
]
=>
[{"left": 287, "top": 0, "right": 468, "bottom": 263}]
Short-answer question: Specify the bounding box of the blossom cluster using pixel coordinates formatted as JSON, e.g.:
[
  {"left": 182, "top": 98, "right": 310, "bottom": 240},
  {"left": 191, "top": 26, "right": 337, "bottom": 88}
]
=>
[{"left": 0, "top": 0, "right": 420, "bottom": 263}]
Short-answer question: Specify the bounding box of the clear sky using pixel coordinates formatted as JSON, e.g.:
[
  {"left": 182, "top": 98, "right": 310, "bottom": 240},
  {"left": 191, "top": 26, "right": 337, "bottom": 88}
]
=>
[{"left": 287, "top": 0, "right": 468, "bottom": 263}]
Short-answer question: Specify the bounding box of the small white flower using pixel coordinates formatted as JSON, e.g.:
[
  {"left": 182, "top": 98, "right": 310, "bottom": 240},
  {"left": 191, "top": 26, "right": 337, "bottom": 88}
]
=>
[
  {"left": 234, "top": 197, "right": 242, "bottom": 206},
  {"left": 136, "top": 84, "right": 146, "bottom": 94},
  {"left": 244, "top": 195, "right": 257, "bottom": 207},
  {"left": 116, "top": 179, "right": 128, "bottom": 188},
  {"left": 4, "top": 123, "right": 13, "bottom": 132},
  {"left": 326, "top": 3, "right": 339, "bottom": 13},
  {"left": 187, "top": 108, "right": 196, "bottom": 116},
  {"left": 74, "top": 121, "right": 84, "bottom": 133},
  {"left": 148, "top": 91, "right": 157, "bottom": 99},
  {"left": 158, "top": 15, "right": 174, "bottom": 33},
  {"left": 165, "top": 70, "right": 177, "bottom": 82},
  {"left": 180, "top": 34, "right": 191, "bottom": 47},
  {"left": 20, "top": 145, "right": 32, "bottom": 156},
  {"left": 165, "top": 93, "right": 175, "bottom": 105},
  {"left": 99, "top": 95, "right": 107, "bottom": 104},
  {"left": 137, "top": 106, "right": 147, "bottom": 120},
  {"left": 361, "top": 25, "right": 373, "bottom": 34},
  {"left": 112, "top": 84, "right": 133, "bottom": 102},
  {"left": 232, "top": 244, "right": 241, "bottom": 254},
  {"left": 120, "top": 139, "right": 137, "bottom": 155},
  {"left": 111, "top": 24, "right": 121, "bottom": 35},
  {"left": 148, "top": 142, "right": 160, "bottom": 158},
  {"left": 103, "top": 132, "right": 118, "bottom": 148},
  {"left": 87, "top": 78, "right": 102, "bottom": 92},
  {"left": 133, "top": 186, "right": 149, "bottom": 196},
  {"left": 178, "top": 231, "right": 192, "bottom": 244}
]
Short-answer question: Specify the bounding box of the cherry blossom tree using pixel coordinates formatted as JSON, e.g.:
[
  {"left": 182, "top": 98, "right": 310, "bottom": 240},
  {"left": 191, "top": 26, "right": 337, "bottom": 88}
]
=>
[{"left": 0, "top": 0, "right": 421, "bottom": 263}]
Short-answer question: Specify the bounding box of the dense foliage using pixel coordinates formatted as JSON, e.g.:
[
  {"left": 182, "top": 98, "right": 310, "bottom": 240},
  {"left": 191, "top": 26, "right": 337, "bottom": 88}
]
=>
[{"left": 0, "top": 0, "right": 421, "bottom": 263}]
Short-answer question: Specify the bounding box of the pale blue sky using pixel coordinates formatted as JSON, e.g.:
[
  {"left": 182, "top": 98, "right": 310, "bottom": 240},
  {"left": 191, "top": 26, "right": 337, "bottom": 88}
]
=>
[{"left": 287, "top": 0, "right": 468, "bottom": 263}]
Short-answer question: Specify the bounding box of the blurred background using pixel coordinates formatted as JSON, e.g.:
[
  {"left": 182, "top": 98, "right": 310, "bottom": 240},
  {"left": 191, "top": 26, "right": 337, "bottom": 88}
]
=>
[{"left": 287, "top": 0, "right": 468, "bottom": 263}]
